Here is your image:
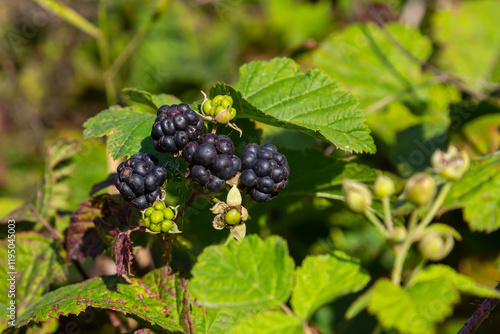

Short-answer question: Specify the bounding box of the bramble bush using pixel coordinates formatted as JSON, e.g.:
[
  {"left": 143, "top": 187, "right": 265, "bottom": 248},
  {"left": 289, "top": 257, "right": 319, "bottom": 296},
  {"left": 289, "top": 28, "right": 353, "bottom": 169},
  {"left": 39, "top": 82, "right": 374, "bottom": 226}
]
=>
[{"left": 1, "top": 1, "right": 500, "bottom": 334}]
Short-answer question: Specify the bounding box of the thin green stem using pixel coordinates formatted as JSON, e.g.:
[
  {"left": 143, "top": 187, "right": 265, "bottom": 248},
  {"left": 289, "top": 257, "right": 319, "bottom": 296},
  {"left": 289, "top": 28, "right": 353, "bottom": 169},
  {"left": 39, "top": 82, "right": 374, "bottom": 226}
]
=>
[
  {"left": 316, "top": 192, "right": 344, "bottom": 201},
  {"left": 391, "top": 237, "right": 413, "bottom": 286},
  {"left": 407, "top": 208, "right": 421, "bottom": 232},
  {"left": 382, "top": 196, "right": 394, "bottom": 233},
  {"left": 280, "top": 303, "right": 294, "bottom": 317},
  {"left": 391, "top": 209, "right": 420, "bottom": 285},
  {"left": 33, "top": 0, "right": 101, "bottom": 38},
  {"left": 224, "top": 232, "right": 234, "bottom": 246},
  {"left": 105, "top": 0, "right": 170, "bottom": 79},
  {"left": 364, "top": 76, "right": 447, "bottom": 115},
  {"left": 363, "top": 209, "right": 389, "bottom": 238},
  {"left": 417, "top": 182, "right": 453, "bottom": 233},
  {"left": 97, "top": 1, "right": 116, "bottom": 105},
  {"left": 405, "top": 257, "right": 427, "bottom": 288}
]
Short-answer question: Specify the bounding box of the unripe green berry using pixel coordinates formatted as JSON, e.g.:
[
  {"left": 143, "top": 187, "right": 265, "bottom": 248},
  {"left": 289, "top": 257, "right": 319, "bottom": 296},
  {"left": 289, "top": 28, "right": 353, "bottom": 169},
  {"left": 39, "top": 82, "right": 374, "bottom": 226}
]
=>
[
  {"left": 225, "top": 208, "right": 241, "bottom": 225},
  {"left": 212, "top": 95, "right": 224, "bottom": 105},
  {"left": 163, "top": 208, "right": 175, "bottom": 220},
  {"left": 404, "top": 173, "right": 437, "bottom": 206},
  {"left": 392, "top": 226, "right": 407, "bottom": 242},
  {"left": 214, "top": 105, "right": 223, "bottom": 116},
  {"left": 149, "top": 223, "right": 161, "bottom": 233},
  {"left": 418, "top": 231, "right": 454, "bottom": 261},
  {"left": 342, "top": 179, "right": 372, "bottom": 213},
  {"left": 374, "top": 175, "right": 395, "bottom": 197},
  {"left": 154, "top": 202, "right": 165, "bottom": 211},
  {"left": 161, "top": 220, "right": 173, "bottom": 233},
  {"left": 229, "top": 108, "right": 236, "bottom": 120},
  {"left": 203, "top": 100, "right": 213, "bottom": 115},
  {"left": 144, "top": 217, "right": 151, "bottom": 228},
  {"left": 145, "top": 207, "right": 155, "bottom": 217},
  {"left": 150, "top": 211, "right": 164, "bottom": 224},
  {"left": 221, "top": 99, "right": 232, "bottom": 109}
]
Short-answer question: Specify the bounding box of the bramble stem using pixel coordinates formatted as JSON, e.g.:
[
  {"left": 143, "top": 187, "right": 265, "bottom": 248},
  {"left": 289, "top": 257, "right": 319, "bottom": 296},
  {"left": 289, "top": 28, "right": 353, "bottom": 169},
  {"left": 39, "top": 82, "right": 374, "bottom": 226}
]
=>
[
  {"left": 382, "top": 196, "right": 394, "bottom": 233},
  {"left": 416, "top": 182, "right": 452, "bottom": 233},
  {"left": 363, "top": 209, "right": 389, "bottom": 238},
  {"left": 158, "top": 190, "right": 199, "bottom": 266},
  {"left": 105, "top": 0, "right": 170, "bottom": 79},
  {"left": 224, "top": 233, "right": 234, "bottom": 246},
  {"left": 211, "top": 123, "right": 219, "bottom": 134},
  {"left": 407, "top": 209, "right": 421, "bottom": 232},
  {"left": 458, "top": 282, "right": 500, "bottom": 334},
  {"left": 280, "top": 303, "right": 294, "bottom": 317},
  {"left": 391, "top": 237, "right": 413, "bottom": 286},
  {"left": 391, "top": 210, "right": 419, "bottom": 285},
  {"left": 33, "top": 0, "right": 100, "bottom": 38},
  {"left": 174, "top": 191, "right": 200, "bottom": 224},
  {"left": 158, "top": 233, "right": 174, "bottom": 266}
]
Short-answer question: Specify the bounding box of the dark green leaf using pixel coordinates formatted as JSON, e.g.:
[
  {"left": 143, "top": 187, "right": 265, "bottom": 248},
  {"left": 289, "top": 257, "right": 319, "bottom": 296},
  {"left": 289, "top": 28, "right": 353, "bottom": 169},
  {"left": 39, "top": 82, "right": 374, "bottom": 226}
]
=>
[
  {"left": 122, "top": 88, "right": 181, "bottom": 110},
  {"left": 212, "top": 57, "right": 375, "bottom": 153},
  {"left": 83, "top": 105, "right": 155, "bottom": 160},
  {"left": 443, "top": 153, "right": 500, "bottom": 232},
  {"left": 190, "top": 235, "right": 295, "bottom": 309},
  {"left": 0, "top": 232, "right": 66, "bottom": 332},
  {"left": 16, "top": 268, "right": 186, "bottom": 332},
  {"left": 291, "top": 252, "right": 370, "bottom": 320},
  {"left": 346, "top": 265, "right": 500, "bottom": 334},
  {"left": 229, "top": 311, "right": 303, "bottom": 334}
]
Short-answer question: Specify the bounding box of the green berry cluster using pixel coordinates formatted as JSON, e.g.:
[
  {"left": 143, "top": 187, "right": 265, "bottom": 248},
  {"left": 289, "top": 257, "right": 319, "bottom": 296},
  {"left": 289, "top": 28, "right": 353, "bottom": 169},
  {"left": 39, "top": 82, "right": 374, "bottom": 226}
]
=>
[
  {"left": 144, "top": 202, "right": 175, "bottom": 233},
  {"left": 203, "top": 95, "right": 236, "bottom": 121}
]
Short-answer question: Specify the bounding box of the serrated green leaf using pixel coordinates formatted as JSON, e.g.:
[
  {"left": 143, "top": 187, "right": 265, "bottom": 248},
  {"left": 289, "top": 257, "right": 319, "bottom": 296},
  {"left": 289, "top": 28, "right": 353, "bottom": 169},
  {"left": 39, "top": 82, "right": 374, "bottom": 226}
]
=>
[
  {"left": 0, "top": 232, "right": 66, "bottom": 333},
  {"left": 313, "top": 23, "right": 433, "bottom": 108},
  {"left": 122, "top": 88, "right": 182, "bottom": 110},
  {"left": 36, "top": 139, "right": 83, "bottom": 218},
  {"left": 215, "top": 57, "right": 374, "bottom": 153},
  {"left": 348, "top": 265, "right": 500, "bottom": 334},
  {"left": 83, "top": 105, "right": 155, "bottom": 160},
  {"left": 291, "top": 252, "right": 370, "bottom": 320},
  {"left": 442, "top": 153, "right": 500, "bottom": 233},
  {"left": 229, "top": 311, "right": 303, "bottom": 334},
  {"left": 16, "top": 268, "right": 185, "bottom": 332},
  {"left": 413, "top": 265, "right": 500, "bottom": 299},
  {"left": 192, "top": 307, "right": 243, "bottom": 334},
  {"left": 190, "top": 235, "right": 295, "bottom": 309},
  {"left": 433, "top": 1, "right": 500, "bottom": 91}
]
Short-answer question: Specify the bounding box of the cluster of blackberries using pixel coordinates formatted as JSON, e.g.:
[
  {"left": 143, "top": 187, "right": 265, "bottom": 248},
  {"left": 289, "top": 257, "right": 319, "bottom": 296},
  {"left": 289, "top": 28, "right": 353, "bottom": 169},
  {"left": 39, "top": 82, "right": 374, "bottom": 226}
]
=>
[
  {"left": 115, "top": 153, "right": 167, "bottom": 210},
  {"left": 239, "top": 143, "right": 290, "bottom": 202},
  {"left": 183, "top": 134, "right": 241, "bottom": 192},
  {"left": 115, "top": 98, "right": 290, "bottom": 211},
  {"left": 151, "top": 103, "right": 204, "bottom": 154}
]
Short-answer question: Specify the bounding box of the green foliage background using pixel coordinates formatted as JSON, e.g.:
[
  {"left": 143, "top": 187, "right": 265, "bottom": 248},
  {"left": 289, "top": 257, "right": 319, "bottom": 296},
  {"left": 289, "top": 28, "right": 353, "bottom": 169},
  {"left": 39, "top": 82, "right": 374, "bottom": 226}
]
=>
[{"left": 1, "top": 0, "right": 500, "bottom": 333}]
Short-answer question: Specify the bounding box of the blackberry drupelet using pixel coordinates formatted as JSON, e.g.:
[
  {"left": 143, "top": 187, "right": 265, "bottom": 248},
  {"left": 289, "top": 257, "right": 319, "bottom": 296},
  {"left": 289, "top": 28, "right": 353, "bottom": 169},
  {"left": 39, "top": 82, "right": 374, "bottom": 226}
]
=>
[
  {"left": 184, "top": 134, "right": 241, "bottom": 193},
  {"left": 239, "top": 143, "right": 289, "bottom": 202},
  {"left": 151, "top": 103, "right": 205, "bottom": 154},
  {"left": 115, "top": 152, "right": 167, "bottom": 210}
]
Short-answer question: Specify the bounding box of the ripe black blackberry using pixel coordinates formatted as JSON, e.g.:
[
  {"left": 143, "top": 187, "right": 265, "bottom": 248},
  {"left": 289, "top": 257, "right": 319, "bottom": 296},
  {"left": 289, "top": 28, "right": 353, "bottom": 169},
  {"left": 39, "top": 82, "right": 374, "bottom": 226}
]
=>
[
  {"left": 239, "top": 143, "right": 289, "bottom": 202},
  {"left": 184, "top": 134, "right": 241, "bottom": 192},
  {"left": 151, "top": 103, "right": 205, "bottom": 154},
  {"left": 115, "top": 152, "right": 168, "bottom": 210}
]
